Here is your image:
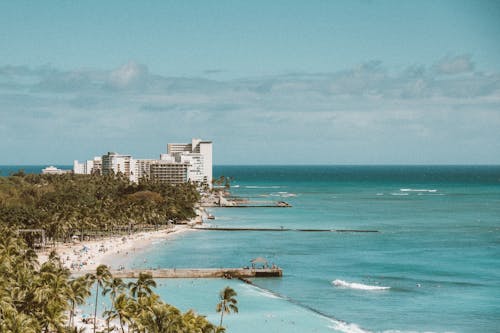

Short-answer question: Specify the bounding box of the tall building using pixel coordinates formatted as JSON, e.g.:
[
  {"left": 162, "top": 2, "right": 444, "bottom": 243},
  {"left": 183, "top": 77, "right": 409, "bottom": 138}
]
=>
[
  {"left": 101, "top": 152, "right": 132, "bottom": 178},
  {"left": 71, "top": 138, "right": 212, "bottom": 186},
  {"left": 167, "top": 138, "right": 212, "bottom": 186},
  {"left": 73, "top": 156, "right": 102, "bottom": 175},
  {"left": 150, "top": 161, "right": 189, "bottom": 184},
  {"left": 134, "top": 159, "right": 156, "bottom": 182}
]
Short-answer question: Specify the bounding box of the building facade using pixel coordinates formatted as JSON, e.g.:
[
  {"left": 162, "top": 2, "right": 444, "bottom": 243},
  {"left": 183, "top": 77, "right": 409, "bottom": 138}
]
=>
[
  {"left": 71, "top": 138, "right": 212, "bottom": 186},
  {"left": 150, "top": 162, "right": 189, "bottom": 184}
]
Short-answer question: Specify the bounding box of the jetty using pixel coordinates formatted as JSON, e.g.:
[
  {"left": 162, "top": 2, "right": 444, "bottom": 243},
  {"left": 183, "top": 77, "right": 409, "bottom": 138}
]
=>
[
  {"left": 195, "top": 227, "right": 379, "bottom": 233},
  {"left": 74, "top": 267, "right": 282, "bottom": 279}
]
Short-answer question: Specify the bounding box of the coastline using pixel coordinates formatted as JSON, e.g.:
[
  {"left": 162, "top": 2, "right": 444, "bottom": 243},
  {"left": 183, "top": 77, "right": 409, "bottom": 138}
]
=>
[
  {"left": 37, "top": 205, "right": 209, "bottom": 272},
  {"left": 38, "top": 225, "right": 194, "bottom": 272}
]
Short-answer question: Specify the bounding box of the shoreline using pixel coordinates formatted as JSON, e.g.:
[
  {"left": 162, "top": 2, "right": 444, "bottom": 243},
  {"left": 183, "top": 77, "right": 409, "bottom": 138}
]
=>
[
  {"left": 38, "top": 224, "right": 194, "bottom": 272},
  {"left": 38, "top": 205, "right": 209, "bottom": 272}
]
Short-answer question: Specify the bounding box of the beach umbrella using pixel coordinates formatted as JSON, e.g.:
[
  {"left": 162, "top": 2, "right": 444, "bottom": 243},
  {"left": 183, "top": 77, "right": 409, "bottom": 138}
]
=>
[{"left": 250, "top": 257, "right": 268, "bottom": 264}]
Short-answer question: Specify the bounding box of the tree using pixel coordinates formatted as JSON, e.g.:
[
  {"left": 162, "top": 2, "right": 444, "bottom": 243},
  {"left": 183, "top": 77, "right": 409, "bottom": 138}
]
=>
[
  {"left": 215, "top": 286, "right": 238, "bottom": 329},
  {"left": 67, "top": 276, "right": 91, "bottom": 328},
  {"left": 85, "top": 264, "right": 111, "bottom": 333},
  {"left": 127, "top": 272, "right": 157, "bottom": 298}
]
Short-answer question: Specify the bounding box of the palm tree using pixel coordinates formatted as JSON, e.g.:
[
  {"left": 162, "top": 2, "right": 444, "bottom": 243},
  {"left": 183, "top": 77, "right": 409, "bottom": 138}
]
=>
[
  {"left": 215, "top": 286, "right": 238, "bottom": 329},
  {"left": 107, "top": 293, "right": 133, "bottom": 333},
  {"left": 85, "top": 264, "right": 111, "bottom": 333},
  {"left": 66, "top": 276, "right": 91, "bottom": 328},
  {"left": 103, "top": 277, "right": 125, "bottom": 302},
  {"left": 0, "top": 311, "right": 39, "bottom": 333},
  {"left": 127, "top": 272, "right": 157, "bottom": 298}
]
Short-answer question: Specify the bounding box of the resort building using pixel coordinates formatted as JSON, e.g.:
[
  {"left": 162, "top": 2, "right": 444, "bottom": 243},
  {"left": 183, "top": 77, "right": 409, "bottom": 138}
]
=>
[
  {"left": 133, "top": 159, "right": 157, "bottom": 182},
  {"left": 167, "top": 138, "right": 213, "bottom": 186},
  {"left": 73, "top": 156, "right": 102, "bottom": 175},
  {"left": 150, "top": 161, "right": 189, "bottom": 184},
  {"left": 71, "top": 138, "right": 212, "bottom": 186},
  {"left": 101, "top": 152, "right": 133, "bottom": 178}
]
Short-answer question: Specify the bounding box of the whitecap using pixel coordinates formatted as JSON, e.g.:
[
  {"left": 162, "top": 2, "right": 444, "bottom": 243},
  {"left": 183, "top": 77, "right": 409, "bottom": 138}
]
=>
[
  {"left": 332, "top": 279, "right": 390, "bottom": 291},
  {"left": 400, "top": 188, "right": 437, "bottom": 193},
  {"left": 328, "top": 319, "right": 372, "bottom": 333}
]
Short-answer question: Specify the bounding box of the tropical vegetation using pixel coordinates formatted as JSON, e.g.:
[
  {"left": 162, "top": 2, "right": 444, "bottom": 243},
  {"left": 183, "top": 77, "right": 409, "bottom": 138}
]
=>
[
  {"left": 0, "top": 171, "right": 200, "bottom": 245},
  {"left": 215, "top": 287, "right": 238, "bottom": 330},
  {"left": 0, "top": 228, "right": 225, "bottom": 332}
]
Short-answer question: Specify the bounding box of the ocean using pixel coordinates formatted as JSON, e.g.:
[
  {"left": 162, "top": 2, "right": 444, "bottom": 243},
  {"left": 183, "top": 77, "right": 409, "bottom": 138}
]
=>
[{"left": 3, "top": 165, "right": 500, "bottom": 332}]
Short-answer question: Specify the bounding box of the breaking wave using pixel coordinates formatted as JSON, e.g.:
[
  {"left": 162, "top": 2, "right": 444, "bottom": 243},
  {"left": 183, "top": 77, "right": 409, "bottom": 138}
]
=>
[
  {"left": 332, "top": 279, "right": 390, "bottom": 291},
  {"left": 400, "top": 188, "right": 437, "bottom": 193}
]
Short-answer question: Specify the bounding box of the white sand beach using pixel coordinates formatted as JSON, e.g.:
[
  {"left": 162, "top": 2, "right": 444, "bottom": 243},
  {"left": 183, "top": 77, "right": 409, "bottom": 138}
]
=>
[{"left": 38, "top": 224, "right": 194, "bottom": 272}]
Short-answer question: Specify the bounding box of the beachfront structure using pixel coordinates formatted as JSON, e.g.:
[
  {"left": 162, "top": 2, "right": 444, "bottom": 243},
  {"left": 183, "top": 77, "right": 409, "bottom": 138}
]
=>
[
  {"left": 73, "top": 156, "right": 102, "bottom": 175},
  {"left": 168, "top": 138, "right": 213, "bottom": 186},
  {"left": 101, "top": 152, "right": 133, "bottom": 179},
  {"left": 71, "top": 138, "right": 212, "bottom": 186},
  {"left": 41, "top": 166, "right": 71, "bottom": 175},
  {"left": 150, "top": 161, "right": 189, "bottom": 184},
  {"left": 134, "top": 159, "right": 157, "bottom": 181}
]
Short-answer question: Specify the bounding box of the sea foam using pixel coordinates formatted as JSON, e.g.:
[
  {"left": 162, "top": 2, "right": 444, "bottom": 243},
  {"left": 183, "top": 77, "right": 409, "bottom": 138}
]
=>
[
  {"left": 400, "top": 188, "right": 437, "bottom": 193},
  {"left": 332, "top": 279, "right": 390, "bottom": 291},
  {"left": 328, "top": 319, "right": 373, "bottom": 333}
]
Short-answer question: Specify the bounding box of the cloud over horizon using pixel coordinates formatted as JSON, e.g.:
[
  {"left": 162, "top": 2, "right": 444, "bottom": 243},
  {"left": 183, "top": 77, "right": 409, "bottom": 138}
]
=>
[{"left": 1, "top": 55, "right": 500, "bottom": 164}]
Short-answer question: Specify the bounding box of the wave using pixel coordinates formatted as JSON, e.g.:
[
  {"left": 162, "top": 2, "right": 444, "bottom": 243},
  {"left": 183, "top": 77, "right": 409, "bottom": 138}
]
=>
[
  {"left": 332, "top": 279, "right": 390, "bottom": 291},
  {"left": 245, "top": 283, "right": 372, "bottom": 333},
  {"left": 270, "top": 192, "right": 297, "bottom": 197},
  {"left": 400, "top": 188, "right": 437, "bottom": 193},
  {"left": 328, "top": 320, "right": 372, "bottom": 333},
  {"left": 391, "top": 193, "right": 409, "bottom": 196}
]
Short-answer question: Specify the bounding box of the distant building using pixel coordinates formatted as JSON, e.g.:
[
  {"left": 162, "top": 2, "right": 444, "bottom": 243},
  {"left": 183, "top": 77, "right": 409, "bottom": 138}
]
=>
[
  {"left": 133, "top": 159, "right": 157, "bottom": 182},
  {"left": 71, "top": 138, "right": 212, "bottom": 186},
  {"left": 168, "top": 138, "right": 213, "bottom": 186},
  {"left": 150, "top": 161, "right": 189, "bottom": 184},
  {"left": 101, "top": 152, "right": 132, "bottom": 178},
  {"left": 73, "top": 156, "right": 102, "bottom": 175},
  {"left": 42, "top": 166, "right": 71, "bottom": 175}
]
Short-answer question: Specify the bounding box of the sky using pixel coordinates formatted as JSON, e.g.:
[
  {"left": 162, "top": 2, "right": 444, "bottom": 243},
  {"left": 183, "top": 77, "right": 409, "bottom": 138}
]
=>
[{"left": 1, "top": 0, "right": 500, "bottom": 165}]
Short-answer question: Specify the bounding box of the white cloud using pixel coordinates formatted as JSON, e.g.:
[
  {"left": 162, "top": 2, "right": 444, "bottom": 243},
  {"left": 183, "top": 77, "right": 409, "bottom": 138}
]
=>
[
  {"left": 1, "top": 57, "right": 499, "bottom": 164},
  {"left": 433, "top": 54, "right": 475, "bottom": 75},
  {"left": 108, "top": 61, "right": 149, "bottom": 88}
]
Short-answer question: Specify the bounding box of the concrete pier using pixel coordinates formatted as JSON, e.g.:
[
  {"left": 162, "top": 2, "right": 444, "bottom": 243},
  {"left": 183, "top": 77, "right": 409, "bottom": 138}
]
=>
[{"left": 75, "top": 267, "right": 282, "bottom": 279}]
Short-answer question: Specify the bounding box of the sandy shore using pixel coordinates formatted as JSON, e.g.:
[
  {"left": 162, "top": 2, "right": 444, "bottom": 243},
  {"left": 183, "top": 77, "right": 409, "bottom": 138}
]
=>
[{"left": 38, "top": 224, "right": 194, "bottom": 272}]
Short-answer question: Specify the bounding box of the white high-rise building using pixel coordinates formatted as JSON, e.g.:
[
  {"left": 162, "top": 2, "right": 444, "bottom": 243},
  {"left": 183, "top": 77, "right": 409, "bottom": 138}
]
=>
[
  {"left": 73, "top": 156, "right": 102, "bottom": 175},
  {"left": 101, "top": 152, "right": 132, "bottom": 178},
  {"left": 71, "top": 138, "right": 212, "bottom": 186},
  {"left": 167, "top": 138, "right": 212, "bottom": 186}
]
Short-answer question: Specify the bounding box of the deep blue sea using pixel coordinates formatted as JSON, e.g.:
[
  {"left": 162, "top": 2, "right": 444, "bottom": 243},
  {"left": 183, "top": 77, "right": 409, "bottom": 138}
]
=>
[{"left": 3, "top": 165, "right": 500, "bottom": 332}]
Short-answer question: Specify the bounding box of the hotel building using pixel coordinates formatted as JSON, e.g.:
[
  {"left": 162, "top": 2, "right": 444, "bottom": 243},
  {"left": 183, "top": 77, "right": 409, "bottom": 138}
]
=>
[{"left": 73, "top": 138, "right": 212, "bottom": 186}]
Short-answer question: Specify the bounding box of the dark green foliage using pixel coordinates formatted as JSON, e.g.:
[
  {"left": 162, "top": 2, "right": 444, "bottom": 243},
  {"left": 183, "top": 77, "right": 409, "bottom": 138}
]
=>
[
  {"left": 0, "top": 172, "right": 200, "bottom": 243},
  {"left": 0, "top": 229, "right": 218, "bottom": 332}
]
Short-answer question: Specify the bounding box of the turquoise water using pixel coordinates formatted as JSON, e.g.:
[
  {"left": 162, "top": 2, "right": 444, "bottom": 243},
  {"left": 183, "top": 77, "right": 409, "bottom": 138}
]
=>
[
  {"left": 127, "top": 166, "right": 500, "bottom": 333},
  {"left": 2, "top": 165, "right": 500, "bottom": 332}
]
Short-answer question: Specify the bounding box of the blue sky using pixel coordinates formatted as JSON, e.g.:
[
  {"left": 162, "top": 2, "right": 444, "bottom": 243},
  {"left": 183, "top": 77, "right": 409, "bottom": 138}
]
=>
[{"left": 1, "top": 0, "right": 500, "bottom": 164}]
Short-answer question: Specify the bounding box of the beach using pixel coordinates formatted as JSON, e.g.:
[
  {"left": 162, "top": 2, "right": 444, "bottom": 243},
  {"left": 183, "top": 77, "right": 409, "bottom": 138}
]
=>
[{"left": 38, "top": 224, "right": 194, "bottom": 272}]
